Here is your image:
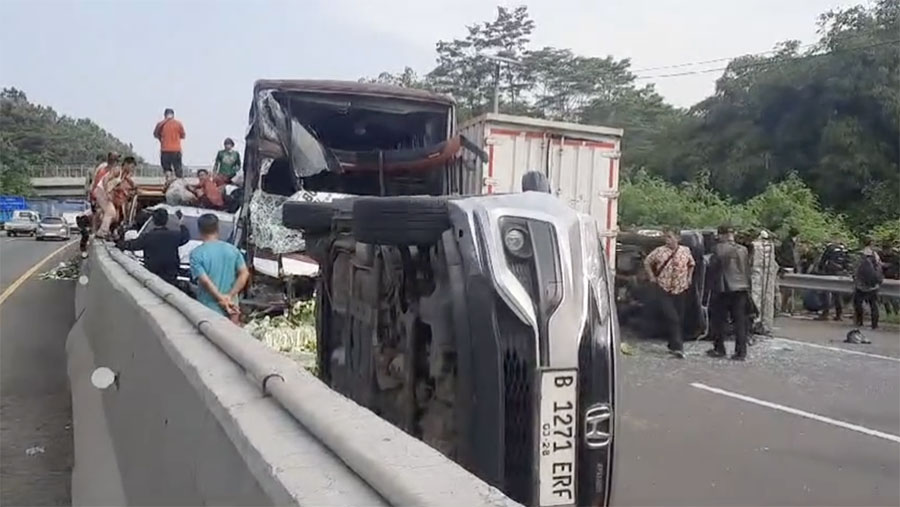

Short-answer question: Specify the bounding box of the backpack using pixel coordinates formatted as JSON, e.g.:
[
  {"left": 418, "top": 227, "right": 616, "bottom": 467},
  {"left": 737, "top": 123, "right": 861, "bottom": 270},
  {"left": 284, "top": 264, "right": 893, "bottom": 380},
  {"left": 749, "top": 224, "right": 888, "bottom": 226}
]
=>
[{"left": 856, "top": 255, "right": 884, "bottom": 288}]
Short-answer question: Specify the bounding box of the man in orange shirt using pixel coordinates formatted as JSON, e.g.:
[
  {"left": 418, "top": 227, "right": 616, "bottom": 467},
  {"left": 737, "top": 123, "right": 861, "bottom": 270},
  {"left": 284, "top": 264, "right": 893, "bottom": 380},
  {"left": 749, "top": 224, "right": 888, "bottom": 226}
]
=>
[{"left": 153, "top": 108, "right": 186, "bottom": 178}]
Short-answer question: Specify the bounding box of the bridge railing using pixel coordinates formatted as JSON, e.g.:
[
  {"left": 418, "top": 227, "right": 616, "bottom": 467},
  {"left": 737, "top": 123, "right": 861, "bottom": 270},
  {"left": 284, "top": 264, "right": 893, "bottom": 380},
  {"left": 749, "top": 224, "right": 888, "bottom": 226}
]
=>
[{"left": 28, "top": 164, "right": 211, "bottom": 178}]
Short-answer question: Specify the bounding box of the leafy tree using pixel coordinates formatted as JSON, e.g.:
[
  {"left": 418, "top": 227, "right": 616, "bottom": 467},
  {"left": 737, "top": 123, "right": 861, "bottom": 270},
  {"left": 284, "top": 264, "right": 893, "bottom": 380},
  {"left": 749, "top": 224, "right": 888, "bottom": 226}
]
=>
[
  {"left": 0, "top": 139, "right": 34, "bottom": 196},
  {"left": 359, "top": 67, "right": 427, "bottom": 88},
  {"left": 427, "top": 6, "right": 535, "bottom": 119},
  {"left": 0, "top": 88, "right": 140, "bottom": 170},
  {"left": 644, "top": 0, "right": 899, "bottom": 230},
  {"left": 362, "top": 1, "right": 898, "bottom": 239}
]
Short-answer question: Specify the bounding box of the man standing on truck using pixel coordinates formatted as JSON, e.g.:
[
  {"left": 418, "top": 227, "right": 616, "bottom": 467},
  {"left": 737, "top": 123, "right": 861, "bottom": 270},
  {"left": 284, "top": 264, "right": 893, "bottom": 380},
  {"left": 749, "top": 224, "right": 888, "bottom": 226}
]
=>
[
  {"left": 190, "top": 213, "right": 249, "bottom": 324},
  {"left": 153, "top": 108, "right": 186, "bottom": 178},
  {"left": 212, "top": 137, "right": 241, "bottom": 184},
  {"left": 644, "top": 227, "right": 695, "bottom": 359},
  {"left": 707, "top": 225, "right": 752, "bottom": 361},
  {"left": 120, "top": 208, "right": 190, "bottom": 286}
]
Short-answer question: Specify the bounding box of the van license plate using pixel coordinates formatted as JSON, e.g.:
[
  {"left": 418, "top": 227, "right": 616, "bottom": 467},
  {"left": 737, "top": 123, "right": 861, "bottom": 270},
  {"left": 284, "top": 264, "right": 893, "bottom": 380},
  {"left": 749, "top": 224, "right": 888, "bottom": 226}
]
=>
[{"left": 538, "top": 368, "right": 577, "bottom": 506}]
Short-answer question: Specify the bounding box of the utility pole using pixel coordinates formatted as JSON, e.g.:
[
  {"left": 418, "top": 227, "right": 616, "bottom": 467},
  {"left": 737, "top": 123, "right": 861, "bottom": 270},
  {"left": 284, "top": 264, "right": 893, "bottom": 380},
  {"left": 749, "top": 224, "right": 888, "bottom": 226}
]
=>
[
  {"left": 492, "top": 62, "right": 501, "bottom": 114},
  {"left": 481, "top": 54, "right": 521, "bottom": 115}
]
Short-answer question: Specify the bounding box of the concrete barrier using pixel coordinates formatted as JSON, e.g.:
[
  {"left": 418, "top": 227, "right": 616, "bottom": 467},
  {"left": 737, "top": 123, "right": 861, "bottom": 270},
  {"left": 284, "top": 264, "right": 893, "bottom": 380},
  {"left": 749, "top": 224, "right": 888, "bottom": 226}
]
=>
[{"left": 68, "top": 243, "right": 521, "bottom": 506}]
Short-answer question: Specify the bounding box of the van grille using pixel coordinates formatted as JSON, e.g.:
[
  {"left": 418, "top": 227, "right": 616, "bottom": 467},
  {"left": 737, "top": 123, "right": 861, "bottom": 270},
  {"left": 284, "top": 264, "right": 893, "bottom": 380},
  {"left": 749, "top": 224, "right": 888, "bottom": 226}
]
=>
[{"left": 496, "top": 303, "right": 535, "bottom": 504}]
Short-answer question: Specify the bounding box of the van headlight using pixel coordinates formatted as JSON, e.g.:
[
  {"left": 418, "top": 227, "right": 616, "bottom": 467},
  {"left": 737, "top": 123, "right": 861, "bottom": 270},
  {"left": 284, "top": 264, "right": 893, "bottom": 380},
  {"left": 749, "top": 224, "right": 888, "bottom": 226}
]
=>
[{"left": 503, "top": 226, "right": 531, "bottom": 258}]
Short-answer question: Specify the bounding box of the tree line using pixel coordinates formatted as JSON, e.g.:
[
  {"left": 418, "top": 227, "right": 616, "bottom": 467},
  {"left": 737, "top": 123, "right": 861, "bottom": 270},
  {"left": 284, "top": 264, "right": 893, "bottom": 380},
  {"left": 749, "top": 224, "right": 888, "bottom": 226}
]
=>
[
  {"left": 363, "top": 1, "right": 899, "bottom": 242},
  {"left": 0, "top": 88, "right": 140, "bottom": 195}
]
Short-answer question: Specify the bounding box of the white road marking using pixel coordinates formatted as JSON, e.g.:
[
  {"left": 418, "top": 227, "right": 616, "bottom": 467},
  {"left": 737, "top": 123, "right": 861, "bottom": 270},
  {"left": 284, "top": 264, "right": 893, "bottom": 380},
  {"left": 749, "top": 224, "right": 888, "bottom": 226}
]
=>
[
  {"left": 772, "top": 336, "right": 900, "bottom": 363},
  {"left": 690, "top": 382, "right": 900, "bottom": 444}
]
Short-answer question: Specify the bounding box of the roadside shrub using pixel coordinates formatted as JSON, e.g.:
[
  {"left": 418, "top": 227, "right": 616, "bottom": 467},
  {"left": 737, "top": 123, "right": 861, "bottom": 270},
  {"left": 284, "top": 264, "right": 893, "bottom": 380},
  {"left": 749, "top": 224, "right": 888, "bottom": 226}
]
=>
[
  {"left": 868, "top": 219, "right": 900, "bottom": 249},
  {"left": 742, "top": 174, "right": 854, "bottom": 247},
  {"left": 619, "top": 172, "right": 857, "bottom": 248},
  {"left": 619, "top": 172, "right": 748, "bottom": 229}
]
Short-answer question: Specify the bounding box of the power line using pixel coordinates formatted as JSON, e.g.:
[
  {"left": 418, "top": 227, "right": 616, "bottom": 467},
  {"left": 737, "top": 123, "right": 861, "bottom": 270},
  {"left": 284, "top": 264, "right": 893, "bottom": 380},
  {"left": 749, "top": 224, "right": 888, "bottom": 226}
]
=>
[
  {"left": 633, "top": 39, "right": 900, "bottom": 80},
  {"left": 629, "top": 43, "right": 818, "bottom": 73}
]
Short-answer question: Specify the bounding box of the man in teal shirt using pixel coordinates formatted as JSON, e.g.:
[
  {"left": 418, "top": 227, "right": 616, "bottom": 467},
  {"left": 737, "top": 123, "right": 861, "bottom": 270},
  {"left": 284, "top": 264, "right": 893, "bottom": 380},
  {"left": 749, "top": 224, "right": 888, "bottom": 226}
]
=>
[
  {"left": 213, "top": 137, "right": 241, "bottom": 183},
  {"left": 189, "top": 213, "right": 249, "bottom": 323}
]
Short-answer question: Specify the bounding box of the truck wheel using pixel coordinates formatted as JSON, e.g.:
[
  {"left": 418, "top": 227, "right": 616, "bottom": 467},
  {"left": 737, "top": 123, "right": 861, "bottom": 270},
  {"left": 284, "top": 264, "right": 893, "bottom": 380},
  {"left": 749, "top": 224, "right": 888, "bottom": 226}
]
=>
[
  {"left": 352, "top": 197, "right": 450, "bottom": 245},
  {"left": 282, "top": 201, "right": 341, "bottom": 233}
]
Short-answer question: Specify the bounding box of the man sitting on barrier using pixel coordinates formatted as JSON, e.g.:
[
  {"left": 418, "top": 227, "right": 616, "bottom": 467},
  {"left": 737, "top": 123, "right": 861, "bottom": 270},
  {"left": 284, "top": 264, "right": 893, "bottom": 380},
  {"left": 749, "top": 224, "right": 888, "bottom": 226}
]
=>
[{"left": 189, "top": 213, "right": 249, "bottom": 324}]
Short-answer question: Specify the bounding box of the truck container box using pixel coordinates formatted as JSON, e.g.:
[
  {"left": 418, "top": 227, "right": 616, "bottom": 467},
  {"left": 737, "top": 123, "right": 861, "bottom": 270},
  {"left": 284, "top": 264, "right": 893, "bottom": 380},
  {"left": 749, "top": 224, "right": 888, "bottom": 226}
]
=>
[{"left": 459, "top": 113, "right": 623, "bottom": 264}]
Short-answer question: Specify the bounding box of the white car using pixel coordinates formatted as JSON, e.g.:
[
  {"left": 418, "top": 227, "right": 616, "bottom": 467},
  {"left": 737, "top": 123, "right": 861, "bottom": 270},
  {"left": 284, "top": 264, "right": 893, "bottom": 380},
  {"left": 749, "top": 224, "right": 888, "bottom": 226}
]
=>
[
  {"left": 35, "top": 216, "right": 71, "bottom": 241},
  {"left": 124, "top": 204, "right": 317, "bottom": 285}
]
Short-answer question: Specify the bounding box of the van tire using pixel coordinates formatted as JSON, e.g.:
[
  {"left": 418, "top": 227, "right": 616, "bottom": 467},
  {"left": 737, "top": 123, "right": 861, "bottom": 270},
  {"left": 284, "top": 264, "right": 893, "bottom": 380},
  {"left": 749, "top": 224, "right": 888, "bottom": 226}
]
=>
[
  {"left": 282, "top": 201, "right": 339, "bottom": 233},
  {"left": 352, "top": 197, "right": 450, "bottom": 245}
]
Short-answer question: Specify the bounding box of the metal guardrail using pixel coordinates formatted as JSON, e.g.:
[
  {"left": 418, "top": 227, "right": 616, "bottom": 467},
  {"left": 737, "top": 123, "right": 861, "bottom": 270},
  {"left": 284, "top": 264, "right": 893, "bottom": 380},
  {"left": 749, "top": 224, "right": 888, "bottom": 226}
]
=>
[{"left": 780, "top": 273, "right": 900, "bottom": 299}]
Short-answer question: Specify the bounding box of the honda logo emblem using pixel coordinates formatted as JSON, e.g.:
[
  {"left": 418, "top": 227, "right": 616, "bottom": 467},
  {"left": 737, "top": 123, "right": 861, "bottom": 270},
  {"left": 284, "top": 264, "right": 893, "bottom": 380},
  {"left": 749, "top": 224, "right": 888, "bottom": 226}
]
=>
[{"left": 584, "top": 404, "right": 612, "bottom": 448}]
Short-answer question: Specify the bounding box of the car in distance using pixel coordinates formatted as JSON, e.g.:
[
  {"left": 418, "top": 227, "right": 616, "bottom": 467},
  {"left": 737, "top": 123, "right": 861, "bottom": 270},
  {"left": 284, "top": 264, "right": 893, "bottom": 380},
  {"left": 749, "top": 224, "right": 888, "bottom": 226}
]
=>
[
  {"left": 5, "top": 210, "right": 41, "bottom": 237},
  {"left": 35, "top": 216, "right": 71, "bottom": 241}
]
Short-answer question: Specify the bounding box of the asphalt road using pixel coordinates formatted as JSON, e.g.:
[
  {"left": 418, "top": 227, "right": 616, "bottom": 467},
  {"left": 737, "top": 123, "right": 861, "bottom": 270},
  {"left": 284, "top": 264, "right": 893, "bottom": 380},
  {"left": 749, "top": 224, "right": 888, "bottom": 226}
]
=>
[
  {"left": 615, "top": 317, "right": 900, "bottom": 506},
  {"left": 1, "top": 232, "right": 898, "bottom": 507},
  {"left": 0, "top": 235, "right": 77, "bottom": 506}
]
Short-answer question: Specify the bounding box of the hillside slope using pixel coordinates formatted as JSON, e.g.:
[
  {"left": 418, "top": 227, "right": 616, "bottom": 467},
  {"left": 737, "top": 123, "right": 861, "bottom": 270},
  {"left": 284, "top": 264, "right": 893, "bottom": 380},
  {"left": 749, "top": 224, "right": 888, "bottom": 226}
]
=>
[{"left": 0, "top": 87, "right": 140, "bottom": 194}]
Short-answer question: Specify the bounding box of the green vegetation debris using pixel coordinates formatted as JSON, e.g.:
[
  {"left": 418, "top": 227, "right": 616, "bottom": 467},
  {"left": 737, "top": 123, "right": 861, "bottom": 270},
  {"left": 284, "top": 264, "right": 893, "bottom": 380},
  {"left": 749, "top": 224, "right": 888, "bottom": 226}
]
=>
[
  {"left": 38, "top": 258, "right": 80, "bottom": 281},
  {"left": 244, "top": 299, "right": 317, "bottom": 372}
]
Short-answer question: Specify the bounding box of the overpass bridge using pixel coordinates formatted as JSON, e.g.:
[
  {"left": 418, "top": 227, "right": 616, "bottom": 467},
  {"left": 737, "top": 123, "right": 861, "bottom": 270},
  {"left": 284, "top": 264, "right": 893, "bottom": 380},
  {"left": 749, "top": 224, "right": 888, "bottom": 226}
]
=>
[{"left": 28, "top": 165, "right": 207, "bottom": 198}]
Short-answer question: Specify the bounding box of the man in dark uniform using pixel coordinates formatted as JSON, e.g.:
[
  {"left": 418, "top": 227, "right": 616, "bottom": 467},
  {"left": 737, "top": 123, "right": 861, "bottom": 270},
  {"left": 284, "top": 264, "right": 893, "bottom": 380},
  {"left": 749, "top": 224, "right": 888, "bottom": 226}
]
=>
[
  {"left": 707, "top": 225, "right": 753, "bottom": 361},
  {"left": 119, "top": 208, "right": 190, "bottom": 286},
  {"left": 816, "top": 242, "right": 851, "bottom": 321}
]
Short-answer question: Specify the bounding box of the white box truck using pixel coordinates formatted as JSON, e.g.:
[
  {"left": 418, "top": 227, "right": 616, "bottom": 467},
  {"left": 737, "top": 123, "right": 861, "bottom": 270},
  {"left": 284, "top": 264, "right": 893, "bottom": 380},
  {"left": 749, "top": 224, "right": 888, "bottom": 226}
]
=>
[{"left": 459, "top": 113, "right": 623, "bottom": 265}]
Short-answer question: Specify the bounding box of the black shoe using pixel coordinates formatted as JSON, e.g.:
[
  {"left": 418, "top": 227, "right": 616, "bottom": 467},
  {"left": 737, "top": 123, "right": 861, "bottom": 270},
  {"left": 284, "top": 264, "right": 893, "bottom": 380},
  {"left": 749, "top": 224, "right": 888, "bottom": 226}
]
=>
[
  {"left": 669, "top": 350, "right": 685, "bottom": 359},
  {"left": 706, "top": 349, "right": 726, "bottom": 358},
  {"left": 730, "top": 354, "right": 746, "bottom": 361}
]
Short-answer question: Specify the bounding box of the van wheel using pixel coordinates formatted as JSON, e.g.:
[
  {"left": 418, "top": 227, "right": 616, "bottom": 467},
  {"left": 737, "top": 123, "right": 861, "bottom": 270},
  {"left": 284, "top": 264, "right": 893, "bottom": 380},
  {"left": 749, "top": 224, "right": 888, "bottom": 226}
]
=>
[
  {"left": 282, "top": 201, "right": 342, "bottom": 233},
  {"left": 352, "top": 197, "right": 450, "bottom": 245}
]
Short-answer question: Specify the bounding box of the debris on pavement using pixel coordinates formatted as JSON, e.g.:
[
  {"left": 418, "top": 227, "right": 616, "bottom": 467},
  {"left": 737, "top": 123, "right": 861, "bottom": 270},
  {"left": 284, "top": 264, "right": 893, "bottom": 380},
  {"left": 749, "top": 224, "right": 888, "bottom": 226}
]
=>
[
  {"left": 620, "top": 342, "right": 637, "bottom": 356},
  {"left": 25, "top": 446, "right": 45, "bottom": 456},
  {"left": 844, "top": 329, "right": 872, "bottom": 344},
  {"left": 244, "top": 299, "right": 317, "bottom": 372},
  {"left": 38, "top": 257, "right": 81, "bottom": 281}
]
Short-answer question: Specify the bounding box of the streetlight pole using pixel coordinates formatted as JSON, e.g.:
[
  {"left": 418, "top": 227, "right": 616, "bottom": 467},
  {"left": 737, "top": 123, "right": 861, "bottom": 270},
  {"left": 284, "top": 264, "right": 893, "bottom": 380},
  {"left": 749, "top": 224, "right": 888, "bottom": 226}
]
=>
[
  {"left": 492, "top": 62, "right": 501, "bottom": 114},
  {"left": 482, "top": 54, "right": 521, "bottom": 115}
]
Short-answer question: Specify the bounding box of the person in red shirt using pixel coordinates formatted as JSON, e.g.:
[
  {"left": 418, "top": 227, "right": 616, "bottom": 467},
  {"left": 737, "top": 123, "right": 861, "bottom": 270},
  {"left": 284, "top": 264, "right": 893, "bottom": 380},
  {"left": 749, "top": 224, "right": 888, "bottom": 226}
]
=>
[
  {"left": 90, "top": 152, "right": 119, "bottom": 231},
  {"left": 192, "top": 169, "right": 224, "bottom": 209},
  {"left": 111, "top": 157, "right": 138, "bottom": 226},
  {"left": 153, "top": 108, "right": 186, "bottom": 178}
]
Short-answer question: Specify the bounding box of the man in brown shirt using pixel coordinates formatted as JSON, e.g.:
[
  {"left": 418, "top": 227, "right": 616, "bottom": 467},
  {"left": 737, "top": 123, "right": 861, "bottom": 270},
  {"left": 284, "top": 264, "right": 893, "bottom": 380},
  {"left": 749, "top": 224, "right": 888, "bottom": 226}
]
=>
[
  {"left": 153, "top": 108, "right": 186, "bottom": 178},
  {"left": 644, "top": 227, "right": 695, "bottom": 358}
]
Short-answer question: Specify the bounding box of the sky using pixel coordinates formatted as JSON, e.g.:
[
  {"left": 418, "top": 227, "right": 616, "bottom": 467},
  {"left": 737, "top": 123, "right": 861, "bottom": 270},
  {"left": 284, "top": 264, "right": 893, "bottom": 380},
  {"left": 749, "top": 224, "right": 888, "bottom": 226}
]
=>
[{"left": 0, "top": 0, "right": 854, "bottom": 165}]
